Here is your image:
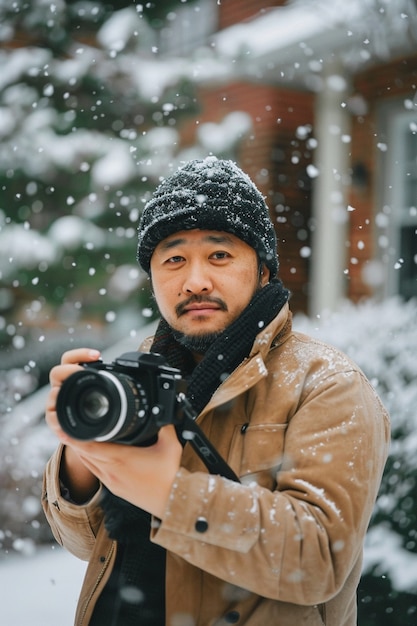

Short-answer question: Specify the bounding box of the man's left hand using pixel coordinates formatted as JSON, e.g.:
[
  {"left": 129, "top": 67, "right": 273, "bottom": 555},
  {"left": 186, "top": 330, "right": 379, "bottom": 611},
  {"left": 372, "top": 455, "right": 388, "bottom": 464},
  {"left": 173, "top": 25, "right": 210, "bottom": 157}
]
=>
[{"left": 57, "top": 425, "right": 182, "bottom": 518}]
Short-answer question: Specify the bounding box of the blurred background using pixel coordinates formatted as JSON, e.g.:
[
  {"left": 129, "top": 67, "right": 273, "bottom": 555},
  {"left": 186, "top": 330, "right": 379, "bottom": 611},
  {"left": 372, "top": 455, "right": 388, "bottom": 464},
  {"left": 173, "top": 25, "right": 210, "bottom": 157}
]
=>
[{"left": 0, "top": 1, "right": 416, "bottom": 624}]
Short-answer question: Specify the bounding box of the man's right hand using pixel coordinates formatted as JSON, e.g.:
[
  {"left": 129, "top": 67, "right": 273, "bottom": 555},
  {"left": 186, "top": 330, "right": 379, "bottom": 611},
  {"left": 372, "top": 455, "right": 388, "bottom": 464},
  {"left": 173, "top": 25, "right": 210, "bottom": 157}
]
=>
[{"left": 46, "top": 348, "right": 102, "bottom": 503}]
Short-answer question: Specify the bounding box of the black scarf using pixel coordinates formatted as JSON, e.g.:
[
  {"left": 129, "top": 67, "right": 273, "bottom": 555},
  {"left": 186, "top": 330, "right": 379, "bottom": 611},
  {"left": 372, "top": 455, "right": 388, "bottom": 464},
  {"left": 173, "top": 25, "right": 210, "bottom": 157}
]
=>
[
  {"left": 90, "top": 500, "right": 165, "bottom": 626},
  {"left": 93, "top": 279, "right": 289, "bottom": 625}
]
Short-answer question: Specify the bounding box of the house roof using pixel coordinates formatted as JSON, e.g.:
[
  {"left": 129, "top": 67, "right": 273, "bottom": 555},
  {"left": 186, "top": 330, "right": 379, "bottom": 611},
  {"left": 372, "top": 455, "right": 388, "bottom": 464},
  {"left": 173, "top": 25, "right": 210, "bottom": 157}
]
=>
[{"left": 212, "top": 0, "right": 417, "bottom": 90}]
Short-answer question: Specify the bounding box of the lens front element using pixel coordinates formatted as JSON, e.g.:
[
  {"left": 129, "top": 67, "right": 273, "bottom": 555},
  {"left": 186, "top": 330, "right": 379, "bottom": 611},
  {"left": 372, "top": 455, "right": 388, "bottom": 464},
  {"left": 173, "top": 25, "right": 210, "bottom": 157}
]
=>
[
  {"left": 80, "top": 389, "right": 110, "bottom": 421},
  {"left": 56, "top": 368, "right": 148, "bottom": 443}
]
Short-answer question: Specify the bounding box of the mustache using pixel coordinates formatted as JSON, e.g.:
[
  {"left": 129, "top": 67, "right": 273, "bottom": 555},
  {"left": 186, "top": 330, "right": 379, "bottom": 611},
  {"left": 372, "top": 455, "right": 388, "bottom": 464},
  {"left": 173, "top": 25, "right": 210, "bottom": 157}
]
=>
[{"left": 175, "top": 295, "right": 228, "bottom": 318}]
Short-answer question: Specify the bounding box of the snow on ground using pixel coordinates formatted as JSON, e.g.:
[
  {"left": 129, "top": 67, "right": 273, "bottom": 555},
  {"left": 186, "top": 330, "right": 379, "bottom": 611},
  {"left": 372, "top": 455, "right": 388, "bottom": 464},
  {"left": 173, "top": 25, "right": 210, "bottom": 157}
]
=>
[{"left": 0, "top": 546, "right": 87, "bottom": 626}]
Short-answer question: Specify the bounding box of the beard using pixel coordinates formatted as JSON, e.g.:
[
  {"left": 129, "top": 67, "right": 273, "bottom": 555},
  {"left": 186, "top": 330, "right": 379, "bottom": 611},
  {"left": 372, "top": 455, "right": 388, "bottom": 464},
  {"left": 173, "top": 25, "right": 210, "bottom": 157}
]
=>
[
  {"left": 164, "top": 269, "right": 265, "bottom": 355},
  {"left": 171, "top": 294, "right": 228, "bottom": 354},
  {"left": 171, "top": 328, "right": 223, "bottom": 354}
]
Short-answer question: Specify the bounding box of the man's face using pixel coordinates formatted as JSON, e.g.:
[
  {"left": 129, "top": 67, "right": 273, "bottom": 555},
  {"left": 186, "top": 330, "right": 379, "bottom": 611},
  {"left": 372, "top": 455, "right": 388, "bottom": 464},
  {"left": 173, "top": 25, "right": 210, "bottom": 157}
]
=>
[{"left": 150, "top": 229, "right": 270, "bottom": 343}]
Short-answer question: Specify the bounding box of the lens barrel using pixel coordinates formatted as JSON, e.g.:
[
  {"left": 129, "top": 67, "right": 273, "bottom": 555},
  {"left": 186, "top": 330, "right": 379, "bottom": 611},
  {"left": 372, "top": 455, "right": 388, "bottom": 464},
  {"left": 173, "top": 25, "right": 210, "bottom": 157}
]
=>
[{"left": 56, "top": 369, "right": 149, "bottom": 443}]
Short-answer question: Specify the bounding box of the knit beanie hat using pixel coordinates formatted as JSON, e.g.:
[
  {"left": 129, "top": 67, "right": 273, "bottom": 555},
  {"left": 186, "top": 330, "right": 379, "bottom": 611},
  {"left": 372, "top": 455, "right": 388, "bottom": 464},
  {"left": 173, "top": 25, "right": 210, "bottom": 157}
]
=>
[{"left": 137, "top": 156, "right": 278, "bottom": 277}]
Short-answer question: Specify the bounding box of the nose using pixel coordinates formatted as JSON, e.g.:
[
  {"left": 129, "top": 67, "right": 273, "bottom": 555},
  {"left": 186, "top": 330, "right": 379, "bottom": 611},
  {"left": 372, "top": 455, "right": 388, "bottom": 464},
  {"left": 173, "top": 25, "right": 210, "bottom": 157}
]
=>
[{"left": 182, "top": 261, "right": 213, "bottom": 295}]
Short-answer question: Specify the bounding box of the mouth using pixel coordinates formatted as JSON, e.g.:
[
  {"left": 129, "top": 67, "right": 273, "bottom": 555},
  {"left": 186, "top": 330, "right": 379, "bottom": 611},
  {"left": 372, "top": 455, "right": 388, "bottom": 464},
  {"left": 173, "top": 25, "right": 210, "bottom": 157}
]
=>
[
  {"left": 176, "top": 297, "right": 227, "bottom": 318},
  {"left": 182, "top": 304, "right": 222, "bottom": 319},
  {"left": 184, "top": 303, "right": 220, "bottom": 313}
]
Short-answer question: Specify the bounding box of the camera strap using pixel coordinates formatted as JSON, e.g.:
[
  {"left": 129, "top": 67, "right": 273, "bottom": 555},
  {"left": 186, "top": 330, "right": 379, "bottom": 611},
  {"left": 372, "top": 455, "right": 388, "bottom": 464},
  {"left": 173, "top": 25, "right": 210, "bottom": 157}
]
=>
[{"left": 177, "top": 394, "right": 240, "bottom": 483}]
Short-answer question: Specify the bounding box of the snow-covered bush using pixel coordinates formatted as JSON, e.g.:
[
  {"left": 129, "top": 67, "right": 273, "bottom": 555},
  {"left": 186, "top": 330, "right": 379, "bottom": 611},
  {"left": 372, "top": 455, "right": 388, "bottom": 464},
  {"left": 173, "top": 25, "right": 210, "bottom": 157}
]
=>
[{"left": 294, "top": 296, "right": 417, "bottom": 625}]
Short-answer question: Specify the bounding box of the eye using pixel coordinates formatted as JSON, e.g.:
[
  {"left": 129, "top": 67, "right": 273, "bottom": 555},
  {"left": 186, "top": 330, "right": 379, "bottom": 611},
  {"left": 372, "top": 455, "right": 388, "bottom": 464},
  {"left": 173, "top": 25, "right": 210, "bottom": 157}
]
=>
[
  {"left": 210, "top": 251, "right": 230, "bottom": 260},
  {"left": 165, "top": 255, "right": 184, "bottom": 264}
]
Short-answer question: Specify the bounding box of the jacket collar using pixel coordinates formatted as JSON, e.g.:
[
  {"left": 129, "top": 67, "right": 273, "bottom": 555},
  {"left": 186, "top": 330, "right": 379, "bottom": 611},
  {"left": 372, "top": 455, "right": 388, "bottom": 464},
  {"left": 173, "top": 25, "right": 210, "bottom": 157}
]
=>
[{"left": 249, "top": 302, "right": 292, "bottom": 359}]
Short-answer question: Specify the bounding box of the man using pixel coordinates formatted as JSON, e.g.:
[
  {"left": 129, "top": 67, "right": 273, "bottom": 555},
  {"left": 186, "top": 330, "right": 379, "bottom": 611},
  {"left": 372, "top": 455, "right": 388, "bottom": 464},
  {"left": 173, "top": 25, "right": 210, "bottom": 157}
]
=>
[{"left": 43, "top": 156, "right": 389, "bottom": 625}]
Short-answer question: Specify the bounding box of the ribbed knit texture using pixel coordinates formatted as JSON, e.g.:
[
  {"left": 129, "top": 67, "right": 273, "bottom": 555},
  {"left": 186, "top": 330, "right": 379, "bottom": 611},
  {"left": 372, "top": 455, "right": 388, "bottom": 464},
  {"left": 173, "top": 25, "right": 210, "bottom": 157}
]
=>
[{"left": 137, "top": 156, "right": 279, "bottom": 277}]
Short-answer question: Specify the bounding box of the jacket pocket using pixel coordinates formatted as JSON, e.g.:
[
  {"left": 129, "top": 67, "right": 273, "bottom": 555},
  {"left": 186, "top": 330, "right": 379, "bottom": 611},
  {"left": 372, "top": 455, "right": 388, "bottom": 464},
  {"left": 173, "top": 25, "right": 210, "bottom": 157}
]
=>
[{"left": 228, "top": 423, "right": 288, "bottom": 489}]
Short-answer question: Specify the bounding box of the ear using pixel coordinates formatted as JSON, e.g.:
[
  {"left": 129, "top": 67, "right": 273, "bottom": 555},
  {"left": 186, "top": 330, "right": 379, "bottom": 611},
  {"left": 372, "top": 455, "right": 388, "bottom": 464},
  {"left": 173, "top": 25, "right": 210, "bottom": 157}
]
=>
[{"left": 259, "top": 264, "right": 270, "bottom": 286}]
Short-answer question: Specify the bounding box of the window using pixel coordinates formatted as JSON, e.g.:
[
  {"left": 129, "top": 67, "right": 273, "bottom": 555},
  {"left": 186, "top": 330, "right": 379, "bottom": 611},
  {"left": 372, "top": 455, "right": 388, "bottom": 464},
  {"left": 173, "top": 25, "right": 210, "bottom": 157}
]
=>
[{"left": 382, "top": 108, "right": 417, "bottom": 300}]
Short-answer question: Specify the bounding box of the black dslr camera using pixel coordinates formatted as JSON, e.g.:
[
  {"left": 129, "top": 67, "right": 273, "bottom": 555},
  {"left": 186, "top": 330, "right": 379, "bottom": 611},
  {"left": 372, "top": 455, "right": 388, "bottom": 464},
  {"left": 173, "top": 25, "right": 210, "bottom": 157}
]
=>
[
  {"left": 56, "top": 352, "right": 183, "bottom": 446},
  {"left": 55, "top": 351, "right": 240, "bottom": 482}
]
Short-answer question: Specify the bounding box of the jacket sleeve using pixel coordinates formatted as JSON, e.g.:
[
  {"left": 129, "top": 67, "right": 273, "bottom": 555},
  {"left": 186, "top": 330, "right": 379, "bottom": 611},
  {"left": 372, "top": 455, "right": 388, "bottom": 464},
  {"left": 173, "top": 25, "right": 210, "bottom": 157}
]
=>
[
  {"left": 151, "top": 369, "right": 390, "bottom": 606},
  {"left": 42, "top": 444, "right": 105, "bottom": 561}
]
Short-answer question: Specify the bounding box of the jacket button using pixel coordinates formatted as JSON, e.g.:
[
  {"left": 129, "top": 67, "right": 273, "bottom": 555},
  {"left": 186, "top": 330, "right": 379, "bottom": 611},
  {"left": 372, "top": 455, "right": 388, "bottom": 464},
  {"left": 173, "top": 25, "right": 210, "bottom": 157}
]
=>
[
  {"left": 241, "top": 423, "right": 249, "bottom": 434},
  {"left": 225, "top": 611, "right": 240, "bottom": 623},
  {"left": 195, "top": 517, "right": 209, "bottom": 533}
]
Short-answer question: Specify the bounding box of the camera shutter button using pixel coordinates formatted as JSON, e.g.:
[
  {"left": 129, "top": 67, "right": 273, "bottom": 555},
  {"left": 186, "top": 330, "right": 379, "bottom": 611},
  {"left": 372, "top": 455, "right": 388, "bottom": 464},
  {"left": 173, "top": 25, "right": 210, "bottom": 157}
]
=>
[{"left": 195, "top": 517, "right": 209, "bottom": 533}]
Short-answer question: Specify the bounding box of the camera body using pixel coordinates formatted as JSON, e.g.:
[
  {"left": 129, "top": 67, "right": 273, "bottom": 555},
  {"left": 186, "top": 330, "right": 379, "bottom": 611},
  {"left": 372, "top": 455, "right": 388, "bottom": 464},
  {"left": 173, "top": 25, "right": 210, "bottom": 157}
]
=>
[
  {"left": 56, "top": 350, "right": 241, "bottom": 482},
  {"left": 56, "top": 351, "right": 184, "bottom": 446}
]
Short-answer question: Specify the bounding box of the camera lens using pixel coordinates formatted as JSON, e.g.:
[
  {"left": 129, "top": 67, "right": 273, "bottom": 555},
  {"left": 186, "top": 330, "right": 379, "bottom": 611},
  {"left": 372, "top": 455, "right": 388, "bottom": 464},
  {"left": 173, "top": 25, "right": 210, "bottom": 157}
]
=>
[
  {"left": 80, "top": 389, "right": 110, "bottom": 421},
  {"left": 56, "top": 368, "right": 150, "bottom": 443}
]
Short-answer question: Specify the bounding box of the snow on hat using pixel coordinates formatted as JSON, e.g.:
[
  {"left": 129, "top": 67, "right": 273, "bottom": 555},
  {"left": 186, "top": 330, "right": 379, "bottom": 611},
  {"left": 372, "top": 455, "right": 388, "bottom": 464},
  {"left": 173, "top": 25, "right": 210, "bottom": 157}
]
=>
[{"left": 137, "top": 156, "right": 278, "bottom": 277}]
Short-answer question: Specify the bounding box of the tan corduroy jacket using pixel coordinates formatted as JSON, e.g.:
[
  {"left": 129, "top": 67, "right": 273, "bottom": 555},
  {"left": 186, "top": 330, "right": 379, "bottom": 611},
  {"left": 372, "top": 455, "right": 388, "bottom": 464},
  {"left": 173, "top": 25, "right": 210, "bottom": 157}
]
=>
[{"left": 42, "top": 304, "right": 390, "bottom": 625}]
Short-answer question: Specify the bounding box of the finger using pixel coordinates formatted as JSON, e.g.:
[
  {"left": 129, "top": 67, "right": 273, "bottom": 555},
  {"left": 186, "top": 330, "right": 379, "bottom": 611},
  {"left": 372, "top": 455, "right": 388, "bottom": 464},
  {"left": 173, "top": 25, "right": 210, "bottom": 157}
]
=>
[
  {"left": 65, "top": 438, "right": 115, "bottom": 462},
  {"left": 45, "top": 388, "right": 70, "bottom": 439},
  {"left": 69, "top": 443, "right": 120, "bottom": 484},
  {"left": 49, "top": 363, "right": 82, "bottom": 387},
  {"left": 45, "top": 386, "right": 59, "bottom": 416},
  {"left": 74, "top": 455, "right": 100, "bottom": 480},
  {"left": 157, "top": 424, "right": 182, "bottom": 452},
  {"left": 49, "top": 349, "right": 101, "bottom": 387},
  {"left": 61, "top": 348, "right": 101, "bottom": 365}
]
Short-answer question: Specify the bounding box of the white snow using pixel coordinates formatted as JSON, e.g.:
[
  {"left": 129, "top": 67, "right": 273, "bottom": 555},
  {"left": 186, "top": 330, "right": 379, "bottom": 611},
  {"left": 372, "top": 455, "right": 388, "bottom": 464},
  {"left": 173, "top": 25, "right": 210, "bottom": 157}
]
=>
[
  {"left": 294, "top": 479, "right": 342, "bottom": 518},
  {"left": 91, "top": 144, "right": 137, "bottom": 187},
  {"left": 48, "top": 215, "right": 106, "bottom": 250},
  {"left": 0, "top": 223, "right": 58, "bottom": 277},
  {"left": 96, "top": 7, "right": 154, "bottom": 53},
  {"left": 197, "top": 111, "right": 252, "bottom": 154},
  {"left": 0, "top": 48, "right": 51, "bottom": 92},
  {"left": 0, "top": 546, "right": 86, "bottom": 626}
]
